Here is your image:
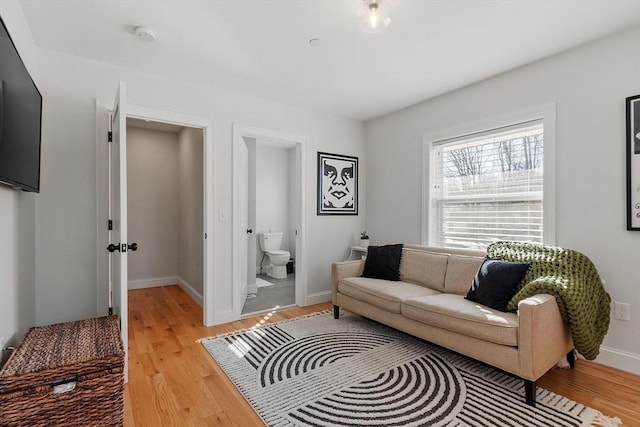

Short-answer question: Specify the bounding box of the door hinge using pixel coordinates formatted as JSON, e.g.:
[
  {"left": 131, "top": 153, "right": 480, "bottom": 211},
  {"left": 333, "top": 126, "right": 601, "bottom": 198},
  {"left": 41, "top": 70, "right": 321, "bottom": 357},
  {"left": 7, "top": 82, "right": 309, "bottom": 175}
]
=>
[
  {"left": 108, "top": 131, "right": 113, "bottom": 142},
  {"left": 107, "top": 219, "right": 113, "bottom": 231}
]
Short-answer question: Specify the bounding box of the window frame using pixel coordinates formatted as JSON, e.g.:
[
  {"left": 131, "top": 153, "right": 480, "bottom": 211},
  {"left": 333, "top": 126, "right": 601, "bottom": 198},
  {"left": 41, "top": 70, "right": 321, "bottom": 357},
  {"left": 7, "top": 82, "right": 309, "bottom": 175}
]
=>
[{"left": 421, "top": 105, "right": 556, "bottom": 248}]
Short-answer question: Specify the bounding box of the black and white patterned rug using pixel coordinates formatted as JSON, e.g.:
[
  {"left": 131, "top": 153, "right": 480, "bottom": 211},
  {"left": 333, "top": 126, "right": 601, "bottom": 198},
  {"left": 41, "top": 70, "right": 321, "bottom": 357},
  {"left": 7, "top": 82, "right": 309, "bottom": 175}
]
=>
[{"left": 200, "top": 311, "right": 619, "bottom": 427}]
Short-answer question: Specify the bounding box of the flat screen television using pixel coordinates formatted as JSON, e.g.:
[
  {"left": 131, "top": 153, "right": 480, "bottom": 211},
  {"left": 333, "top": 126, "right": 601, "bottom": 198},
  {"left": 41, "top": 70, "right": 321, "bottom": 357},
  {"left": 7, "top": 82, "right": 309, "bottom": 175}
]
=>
[{"left": 0, "top": 15, "right": 42, "bottom": 193}]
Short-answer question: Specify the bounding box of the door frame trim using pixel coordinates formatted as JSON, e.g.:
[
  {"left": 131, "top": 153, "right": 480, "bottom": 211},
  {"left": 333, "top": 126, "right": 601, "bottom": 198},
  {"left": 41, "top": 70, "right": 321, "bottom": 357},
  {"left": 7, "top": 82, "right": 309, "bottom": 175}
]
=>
[
  {"left": 232, "top": 124, "right": 308, "bottom": 318},
  {"left": 95, "top": 100, "right": 217, "bottom": 326}
]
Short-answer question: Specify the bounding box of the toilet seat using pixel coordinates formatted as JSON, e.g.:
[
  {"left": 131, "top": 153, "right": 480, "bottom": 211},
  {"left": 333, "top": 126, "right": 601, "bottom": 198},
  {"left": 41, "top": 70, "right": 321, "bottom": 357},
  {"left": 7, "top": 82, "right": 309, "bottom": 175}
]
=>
[{"left": 268, "top": 250, "right": 289, "bottom": 256}]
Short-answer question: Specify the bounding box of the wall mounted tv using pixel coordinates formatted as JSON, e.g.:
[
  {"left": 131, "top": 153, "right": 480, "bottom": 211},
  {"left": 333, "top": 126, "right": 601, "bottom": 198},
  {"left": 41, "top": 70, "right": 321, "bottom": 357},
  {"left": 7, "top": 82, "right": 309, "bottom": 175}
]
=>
[{"left": 0, "top": 15, "right": 42, "bottom": 193}]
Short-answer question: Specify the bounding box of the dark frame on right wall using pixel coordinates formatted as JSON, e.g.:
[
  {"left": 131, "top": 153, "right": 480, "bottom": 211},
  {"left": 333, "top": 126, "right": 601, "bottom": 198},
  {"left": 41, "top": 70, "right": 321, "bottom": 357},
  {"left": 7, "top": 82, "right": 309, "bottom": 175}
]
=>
[
  {"left": 317, "top": 151, "right": 359, "bottom": 216},
  {"left": 626, "top": 94, "right": 640, "bottom": 230}
]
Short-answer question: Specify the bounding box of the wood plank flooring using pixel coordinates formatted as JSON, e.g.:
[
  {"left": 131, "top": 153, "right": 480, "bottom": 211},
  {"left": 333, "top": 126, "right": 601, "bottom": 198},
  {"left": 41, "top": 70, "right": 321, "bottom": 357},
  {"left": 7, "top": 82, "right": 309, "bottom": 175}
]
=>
[{"left": 125, "top": 285, "right": 640, "bottom": 426}]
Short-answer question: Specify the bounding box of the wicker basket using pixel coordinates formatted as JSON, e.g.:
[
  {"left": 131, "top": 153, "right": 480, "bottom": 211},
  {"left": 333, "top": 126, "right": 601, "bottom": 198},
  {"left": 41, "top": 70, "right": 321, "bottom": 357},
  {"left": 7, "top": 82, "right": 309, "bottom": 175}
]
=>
[{"left": 0, "top": 316, "right": 125, "bottom": 427}]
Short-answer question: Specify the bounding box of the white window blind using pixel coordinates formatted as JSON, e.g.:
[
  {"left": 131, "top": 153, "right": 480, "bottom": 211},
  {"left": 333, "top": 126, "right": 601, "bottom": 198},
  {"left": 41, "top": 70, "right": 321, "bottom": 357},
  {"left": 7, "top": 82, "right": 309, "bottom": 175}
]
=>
[{"left": 430, "top": 119, "right": 544, "bottom": 249}]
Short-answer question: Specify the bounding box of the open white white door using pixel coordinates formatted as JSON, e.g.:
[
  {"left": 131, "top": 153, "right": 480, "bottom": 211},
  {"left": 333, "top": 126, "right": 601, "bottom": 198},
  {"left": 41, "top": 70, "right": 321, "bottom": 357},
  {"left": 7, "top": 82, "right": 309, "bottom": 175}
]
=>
[
  {"left": 239, "top": 139, "right": 249, "bottom": 311},
  {"left": 108, "top": 82, "right": 129, "bottom": 377}
]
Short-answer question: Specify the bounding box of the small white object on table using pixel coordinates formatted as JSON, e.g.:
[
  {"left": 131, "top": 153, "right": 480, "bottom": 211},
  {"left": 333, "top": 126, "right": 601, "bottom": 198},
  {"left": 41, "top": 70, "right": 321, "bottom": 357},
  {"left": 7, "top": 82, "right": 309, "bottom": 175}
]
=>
[{"left": 346, "top": 245, "right": 368, "bottom": 261}]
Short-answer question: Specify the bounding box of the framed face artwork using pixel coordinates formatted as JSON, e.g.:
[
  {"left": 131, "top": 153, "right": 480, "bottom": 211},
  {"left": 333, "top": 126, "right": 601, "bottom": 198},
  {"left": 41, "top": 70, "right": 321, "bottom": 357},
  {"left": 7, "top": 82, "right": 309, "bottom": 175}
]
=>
[
  {"left": 317, "top": 152, "right": 358, "bottom": 215},
  {"left": 627, "top": 94, "right": 640, "bottom": 230}
]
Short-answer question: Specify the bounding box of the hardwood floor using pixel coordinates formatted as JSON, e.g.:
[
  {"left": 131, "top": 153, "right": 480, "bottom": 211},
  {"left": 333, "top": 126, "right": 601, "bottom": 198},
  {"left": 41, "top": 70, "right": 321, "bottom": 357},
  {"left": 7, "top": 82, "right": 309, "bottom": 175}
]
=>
[{"left": 125, "top": 285, "right": 640, "bottom": 426}]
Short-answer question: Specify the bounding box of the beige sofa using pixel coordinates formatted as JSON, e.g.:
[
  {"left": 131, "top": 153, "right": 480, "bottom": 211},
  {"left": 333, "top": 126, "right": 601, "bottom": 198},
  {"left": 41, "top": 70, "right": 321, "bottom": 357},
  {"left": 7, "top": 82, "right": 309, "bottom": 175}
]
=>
[{"left": 331, "top": 244, "right": 574, "bottom": 406}]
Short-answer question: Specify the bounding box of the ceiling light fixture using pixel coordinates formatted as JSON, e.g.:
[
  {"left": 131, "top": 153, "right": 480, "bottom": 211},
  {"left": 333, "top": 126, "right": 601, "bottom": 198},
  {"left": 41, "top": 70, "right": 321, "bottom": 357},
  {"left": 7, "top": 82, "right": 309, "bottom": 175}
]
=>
[{"left": 358, "top": 0, "right": 390, "bottom": 34}]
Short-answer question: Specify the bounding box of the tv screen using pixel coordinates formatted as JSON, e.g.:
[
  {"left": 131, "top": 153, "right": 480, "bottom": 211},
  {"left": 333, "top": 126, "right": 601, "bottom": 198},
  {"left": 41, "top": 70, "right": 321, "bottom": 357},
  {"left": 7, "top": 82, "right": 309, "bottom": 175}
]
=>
[{"left": 0, "top": 15, "right": 42, "bottom": 193}]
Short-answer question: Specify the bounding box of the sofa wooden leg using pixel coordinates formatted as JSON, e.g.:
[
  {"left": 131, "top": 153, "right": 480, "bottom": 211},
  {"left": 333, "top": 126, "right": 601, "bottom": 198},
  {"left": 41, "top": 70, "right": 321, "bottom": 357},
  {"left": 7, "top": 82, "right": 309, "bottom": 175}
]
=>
[
  {"left": 333, "top": 305, "right": 340, "bottom": 319},
  {"left": 524, "top": 379, "right": 536, "bottom": 407},
  {"left": 567, "top": 349, "right": 576, "bottom": 369}
]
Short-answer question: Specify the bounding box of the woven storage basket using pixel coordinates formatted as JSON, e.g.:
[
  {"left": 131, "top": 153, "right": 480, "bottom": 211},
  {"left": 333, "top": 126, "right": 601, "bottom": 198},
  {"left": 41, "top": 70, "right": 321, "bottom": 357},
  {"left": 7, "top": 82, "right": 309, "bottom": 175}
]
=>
[{"left": 0, "top": 316, "right": 125, "bottom": 427}]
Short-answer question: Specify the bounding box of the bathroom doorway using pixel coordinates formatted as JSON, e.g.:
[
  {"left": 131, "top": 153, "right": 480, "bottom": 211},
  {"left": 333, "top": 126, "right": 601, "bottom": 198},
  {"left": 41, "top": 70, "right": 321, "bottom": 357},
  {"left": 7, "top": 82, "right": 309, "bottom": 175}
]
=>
[
  {"left": 232, "top": 125, "right": 308, "bottom": 317},
  {"left": 242, "top": 141, "right": 297, "bottom": 314}
]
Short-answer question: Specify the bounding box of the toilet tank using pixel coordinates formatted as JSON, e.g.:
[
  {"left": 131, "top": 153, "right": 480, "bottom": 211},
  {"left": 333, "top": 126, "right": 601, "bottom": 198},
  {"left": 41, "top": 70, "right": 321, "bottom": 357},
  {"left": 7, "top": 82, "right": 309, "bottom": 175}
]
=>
[{"left": 259, "top": 232, "right": 283, "bottom": 252}]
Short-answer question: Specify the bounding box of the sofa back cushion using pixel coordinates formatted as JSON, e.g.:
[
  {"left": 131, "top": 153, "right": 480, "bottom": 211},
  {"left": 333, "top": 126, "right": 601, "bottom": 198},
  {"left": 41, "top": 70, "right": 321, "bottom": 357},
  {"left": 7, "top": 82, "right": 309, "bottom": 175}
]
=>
[
  {"left": 444, "top": 254, "right": 485, "bottom": 295},
  {"left": 399, "top": 248, "right": 449, "bottom": 291}
]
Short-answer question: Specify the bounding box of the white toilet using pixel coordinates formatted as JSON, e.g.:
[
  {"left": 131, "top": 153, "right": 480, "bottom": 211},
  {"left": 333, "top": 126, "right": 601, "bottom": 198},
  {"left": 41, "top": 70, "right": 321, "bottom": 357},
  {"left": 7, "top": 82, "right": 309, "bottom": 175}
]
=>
[{"left": 258, "top": 232, "right": 290, "bottom": 279}]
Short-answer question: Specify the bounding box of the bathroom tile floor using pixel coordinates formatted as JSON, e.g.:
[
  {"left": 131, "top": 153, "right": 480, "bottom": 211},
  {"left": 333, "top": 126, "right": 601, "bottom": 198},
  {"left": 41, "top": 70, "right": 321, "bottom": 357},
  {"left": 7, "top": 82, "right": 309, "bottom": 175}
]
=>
[{"left": 241, "top": 273, "right": 295, "bottom": 315}]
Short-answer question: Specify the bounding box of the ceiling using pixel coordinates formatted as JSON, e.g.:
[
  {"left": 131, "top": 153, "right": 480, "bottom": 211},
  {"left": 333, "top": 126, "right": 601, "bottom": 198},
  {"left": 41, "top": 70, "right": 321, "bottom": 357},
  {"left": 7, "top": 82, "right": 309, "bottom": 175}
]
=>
[{"left": 18, "top": 0, "right": 640, "bottom": 121}]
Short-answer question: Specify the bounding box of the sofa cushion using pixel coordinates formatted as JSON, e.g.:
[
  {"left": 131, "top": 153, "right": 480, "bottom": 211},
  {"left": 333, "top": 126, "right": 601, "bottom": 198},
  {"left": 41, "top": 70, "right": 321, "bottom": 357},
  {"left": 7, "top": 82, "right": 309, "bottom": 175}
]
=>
[
  {"left": 361, "top": 244, "right": 404, "bottom": 281},
  {"left": 401, "top": 294, "right": 519, "bottom": 346},
  {"left": 338, "top": 277, "right": 441, "bottom": 313},
  {"left": 466, "top": 257, "right": 530, "bottom": 312},
  {"left": 444, "top": 254, "right": 485, "bottom": 295},
  {"left": 399, "top": 248, "right": 448, "bottom": 291}
]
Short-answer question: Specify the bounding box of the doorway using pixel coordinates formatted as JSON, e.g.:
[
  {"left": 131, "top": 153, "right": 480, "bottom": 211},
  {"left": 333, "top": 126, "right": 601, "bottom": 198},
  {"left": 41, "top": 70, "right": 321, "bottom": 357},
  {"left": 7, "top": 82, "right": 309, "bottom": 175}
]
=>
[
  {"left": 241, "top": 139, "right": 297, "bottom": 314},
  {"left": 232, "top": 125, "right": 308, "bottom": 317},
  {"left": 96, "top": 94, "right": 217, "bottom": 344},
  {"left": 126, "top": 118, "right": 205, "bottom": 305}
]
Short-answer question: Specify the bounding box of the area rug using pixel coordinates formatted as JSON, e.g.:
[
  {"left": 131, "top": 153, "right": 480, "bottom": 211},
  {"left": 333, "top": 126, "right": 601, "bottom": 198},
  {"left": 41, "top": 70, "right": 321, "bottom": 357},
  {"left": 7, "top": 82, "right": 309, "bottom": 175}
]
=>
[{"left": 200, "top": 311, "right": 620, "bottom": 427}]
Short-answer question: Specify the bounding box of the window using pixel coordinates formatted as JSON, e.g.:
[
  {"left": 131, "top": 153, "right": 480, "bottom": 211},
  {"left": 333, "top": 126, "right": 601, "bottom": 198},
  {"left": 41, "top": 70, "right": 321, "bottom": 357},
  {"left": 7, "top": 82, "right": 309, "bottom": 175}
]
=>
[{"left": 427, "top": 118, "right": 549, "bottom": 250}]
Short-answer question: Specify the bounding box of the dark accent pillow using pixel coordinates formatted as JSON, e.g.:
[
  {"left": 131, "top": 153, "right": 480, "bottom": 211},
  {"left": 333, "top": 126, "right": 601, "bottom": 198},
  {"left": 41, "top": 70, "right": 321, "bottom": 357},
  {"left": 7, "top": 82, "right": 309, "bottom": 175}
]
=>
[
  {"left": 465, "top": 257, "right": 530, "bottom": 312},
  {"left": 361, "top": 244, "right": 404, "bottom": 281}
]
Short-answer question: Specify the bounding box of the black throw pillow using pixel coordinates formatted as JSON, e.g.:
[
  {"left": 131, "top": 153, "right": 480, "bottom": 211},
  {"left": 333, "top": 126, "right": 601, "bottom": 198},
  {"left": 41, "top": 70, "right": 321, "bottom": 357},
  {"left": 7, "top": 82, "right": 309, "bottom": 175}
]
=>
[
  {"left": 361, "top": 244, "right": 404, "bottom": 281},
  {"left": 465, "top": 257, "right": 530, "bottom": 312}
]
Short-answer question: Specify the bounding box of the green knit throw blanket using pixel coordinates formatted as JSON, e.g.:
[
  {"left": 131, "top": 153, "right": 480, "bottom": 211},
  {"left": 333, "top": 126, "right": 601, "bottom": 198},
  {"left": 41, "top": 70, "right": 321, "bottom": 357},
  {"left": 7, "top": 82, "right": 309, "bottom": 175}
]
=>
[{"left": 487, "top": 241, "right": 610, "bottom": 360}]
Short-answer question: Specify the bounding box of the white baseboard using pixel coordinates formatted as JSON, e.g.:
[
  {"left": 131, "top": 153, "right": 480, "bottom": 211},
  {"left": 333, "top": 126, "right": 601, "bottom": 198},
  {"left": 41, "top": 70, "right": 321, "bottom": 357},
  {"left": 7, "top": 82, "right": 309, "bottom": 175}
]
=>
[
  {"left": 177, "top": 277, "right": 203, "bottom": 307},
  {"left": 596, "top": 345, "right": 640, "bottom": 375},
  {"left": 128, "top": 276, "right": 178, "bottom": 290},
  {"left": 306, "top": 291, "right": 332, "bottom": 305},
  {"left": 247, "top": 283, "right": 258, "bottom": 294}
]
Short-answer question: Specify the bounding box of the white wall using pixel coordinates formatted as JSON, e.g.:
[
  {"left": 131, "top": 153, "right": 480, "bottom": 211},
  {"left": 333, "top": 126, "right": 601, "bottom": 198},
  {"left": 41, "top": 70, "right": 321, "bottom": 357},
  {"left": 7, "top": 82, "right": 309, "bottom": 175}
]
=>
[
  {"left": 33, "top": 46, "right": 364, "bottom": 325},
  {"left": 365, "top": 26, "right": 640, "bottom": 373},
  {"left": 178, "top": 127, "right": 204, "bottom": 296},
  {"left": 0, "top": 1, "right": 38, "bottom": 351},
  {"left": 127, "top": 126, "right": 180, "bottom": 286},
  {"left": 256, "top": 145, "right": 291, "bottom": 268}
]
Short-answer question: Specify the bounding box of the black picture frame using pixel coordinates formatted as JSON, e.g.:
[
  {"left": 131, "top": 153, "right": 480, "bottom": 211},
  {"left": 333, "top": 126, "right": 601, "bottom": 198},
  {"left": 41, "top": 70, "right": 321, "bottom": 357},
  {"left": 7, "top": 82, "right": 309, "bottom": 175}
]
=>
[
  {"left": 317, "top": 151, "right": 358, "bottom": 215},
  {"left": 626, "top": 94, "right": 640, "bottom": 230}
]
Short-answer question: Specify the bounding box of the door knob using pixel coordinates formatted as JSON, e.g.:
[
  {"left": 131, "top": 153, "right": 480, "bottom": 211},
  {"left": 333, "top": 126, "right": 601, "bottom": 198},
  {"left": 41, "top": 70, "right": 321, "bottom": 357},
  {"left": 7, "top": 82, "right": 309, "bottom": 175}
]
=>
[
  {"left": 107, "top": 243, "right": 120, "bottom": 253},
  {"left": 247, "top": 228, "right": 253, "bottom": 234},
  {"left": 128, "top": 243, "right": 138, "bottom": 251}
]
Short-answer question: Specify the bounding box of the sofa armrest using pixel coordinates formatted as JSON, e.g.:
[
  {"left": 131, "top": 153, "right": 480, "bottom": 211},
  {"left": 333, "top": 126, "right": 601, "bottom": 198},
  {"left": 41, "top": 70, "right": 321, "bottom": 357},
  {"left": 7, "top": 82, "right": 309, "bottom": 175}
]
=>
[
  {"left": 517, "top": 294, "right": 573, "bottom": 380},
  {"left": 331, "top": 260, "right": 365, "bottom": 303}
]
